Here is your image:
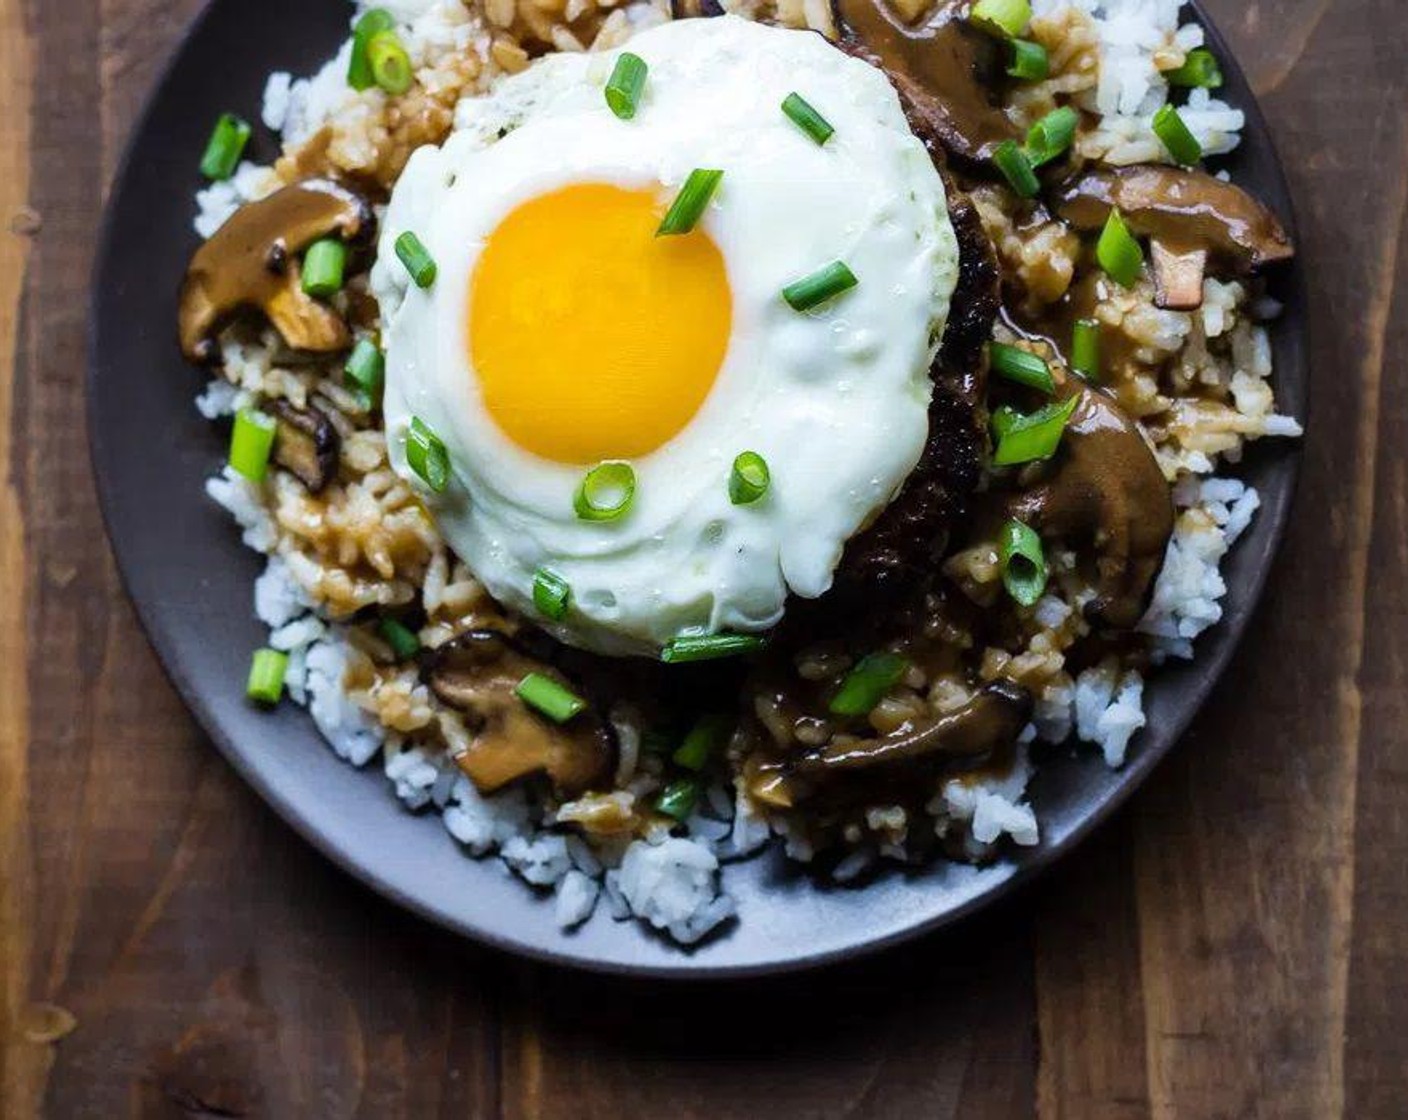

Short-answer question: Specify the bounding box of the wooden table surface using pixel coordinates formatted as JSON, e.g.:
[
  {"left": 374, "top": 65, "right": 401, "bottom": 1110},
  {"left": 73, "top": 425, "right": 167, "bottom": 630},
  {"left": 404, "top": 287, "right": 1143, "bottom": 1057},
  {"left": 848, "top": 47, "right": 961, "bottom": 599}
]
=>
[{"left": 2, "top": 0, "right": 1406, "bottom": 1115}]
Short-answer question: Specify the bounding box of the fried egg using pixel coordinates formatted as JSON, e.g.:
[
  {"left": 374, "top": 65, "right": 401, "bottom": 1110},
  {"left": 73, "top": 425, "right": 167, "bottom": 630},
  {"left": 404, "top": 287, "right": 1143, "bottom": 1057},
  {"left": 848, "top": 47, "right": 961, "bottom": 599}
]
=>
[{"left": 371, "top": 15, "right": 959, "bottom": 656}]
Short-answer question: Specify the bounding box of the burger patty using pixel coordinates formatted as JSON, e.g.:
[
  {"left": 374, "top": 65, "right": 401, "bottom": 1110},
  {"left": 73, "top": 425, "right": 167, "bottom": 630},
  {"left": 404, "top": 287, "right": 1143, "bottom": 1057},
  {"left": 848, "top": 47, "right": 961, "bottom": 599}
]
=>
[{"left": 821, "top": 174, "right": 999, "bottom": 616}]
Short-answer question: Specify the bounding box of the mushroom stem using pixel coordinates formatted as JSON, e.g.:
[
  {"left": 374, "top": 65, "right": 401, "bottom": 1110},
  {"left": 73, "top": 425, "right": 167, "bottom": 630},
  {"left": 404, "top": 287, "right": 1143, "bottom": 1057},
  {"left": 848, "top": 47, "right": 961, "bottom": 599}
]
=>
[{"left": 1150, "top": 240, "right": 1208, "bottom": 310}]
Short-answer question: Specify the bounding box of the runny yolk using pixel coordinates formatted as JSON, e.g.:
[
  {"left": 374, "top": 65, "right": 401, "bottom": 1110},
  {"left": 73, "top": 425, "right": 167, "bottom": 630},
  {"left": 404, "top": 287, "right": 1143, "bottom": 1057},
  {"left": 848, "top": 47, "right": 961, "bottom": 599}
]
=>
[{"left": 468, "top": 182, "right": 732, "bottom": 465}]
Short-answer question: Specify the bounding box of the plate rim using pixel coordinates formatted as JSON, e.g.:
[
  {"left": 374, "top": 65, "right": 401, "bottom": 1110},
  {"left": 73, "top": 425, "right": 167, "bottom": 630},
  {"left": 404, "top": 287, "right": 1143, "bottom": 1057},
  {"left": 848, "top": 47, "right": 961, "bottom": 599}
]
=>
[{"left": 86, "top": 0, "right": 1308, "bottom": 979}]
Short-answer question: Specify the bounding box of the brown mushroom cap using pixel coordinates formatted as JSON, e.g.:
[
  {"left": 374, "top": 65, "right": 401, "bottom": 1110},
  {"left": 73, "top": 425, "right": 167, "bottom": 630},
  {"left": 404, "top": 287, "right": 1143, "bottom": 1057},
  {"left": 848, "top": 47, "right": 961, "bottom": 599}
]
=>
[
  {"left": 832, "top": 0, "right": 1019, "bottom": 163},
  {"left": 422, "top": 630, "right": 615, "bottom": 798},
  {"left": 179, "top": 178, "right": 372, "bottom": 363},
  {"left": 1053, "top": 165, "right": 1295, "bottom": 272},
  {"left": 264, "top": 399, "right": 341, "bottom": 493},
  {"left": 1004, "top": 375, "right": 1175, "bottom": 629}
]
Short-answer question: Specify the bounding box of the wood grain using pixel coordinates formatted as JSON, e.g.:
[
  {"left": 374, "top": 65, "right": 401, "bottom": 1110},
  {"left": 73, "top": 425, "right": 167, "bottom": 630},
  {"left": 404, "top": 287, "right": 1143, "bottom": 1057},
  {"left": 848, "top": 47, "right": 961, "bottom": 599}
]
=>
[{"left": 2, "top": 0, "right": 1406, "bottom": 1116}]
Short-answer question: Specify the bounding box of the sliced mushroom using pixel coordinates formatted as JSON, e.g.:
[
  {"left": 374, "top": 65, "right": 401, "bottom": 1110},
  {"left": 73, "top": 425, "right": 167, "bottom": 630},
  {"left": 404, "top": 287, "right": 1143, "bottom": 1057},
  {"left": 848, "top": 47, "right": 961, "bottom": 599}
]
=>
[
  {"left": 1004, "top": 376, "right": 1174, "bottom": 629},
  {"left": 1149, "top": 240, "right": 1209, "bottom": 310},
  {"left": 794, "top": 680, "right": 1032, "bottom": 773},
  {"left": 833, "top": 0, "right": 1019, "bottom": 163},
  {"left": 1054, "top": 165, "right": 1294, "bottom": 309},
  {"left": 264, "top": 399, "right": 340, "bottom": 492},
  {"left": 179, "top": 179, "right": 372, "bottom": 363},
  {"left": 422, "top": 630, "right": 615, "bottom": 798}
]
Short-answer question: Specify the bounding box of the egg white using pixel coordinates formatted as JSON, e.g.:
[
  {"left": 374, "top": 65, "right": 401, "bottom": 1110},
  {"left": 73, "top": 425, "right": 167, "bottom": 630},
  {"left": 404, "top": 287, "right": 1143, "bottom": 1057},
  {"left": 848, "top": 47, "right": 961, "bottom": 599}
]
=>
[{"left": 372, "top": 15, "right": 960, "bottom": 656}]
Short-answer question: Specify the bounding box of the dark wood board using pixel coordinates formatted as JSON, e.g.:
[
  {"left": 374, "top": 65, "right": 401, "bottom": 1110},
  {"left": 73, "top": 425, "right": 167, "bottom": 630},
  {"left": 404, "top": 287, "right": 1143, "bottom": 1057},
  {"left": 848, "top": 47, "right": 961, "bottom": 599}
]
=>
[{"left": 2, "top": 0, "right": 1405, "bottom": 1115}]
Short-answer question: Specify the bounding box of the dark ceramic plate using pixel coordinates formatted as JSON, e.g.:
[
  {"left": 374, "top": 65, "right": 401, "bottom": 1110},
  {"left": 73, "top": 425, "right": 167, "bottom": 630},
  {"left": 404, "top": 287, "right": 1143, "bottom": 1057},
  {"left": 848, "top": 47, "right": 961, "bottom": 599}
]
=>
[{"left": 89, "top": 0, "right": 1306, "bottom": 977}]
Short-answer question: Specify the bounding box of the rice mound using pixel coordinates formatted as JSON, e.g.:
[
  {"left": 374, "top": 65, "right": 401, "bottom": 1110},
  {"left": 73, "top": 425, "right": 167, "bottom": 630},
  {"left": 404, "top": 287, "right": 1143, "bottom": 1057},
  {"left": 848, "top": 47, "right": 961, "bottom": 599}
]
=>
[{"left": 191, "top": 0, "right": 1301, "bottom": 944}]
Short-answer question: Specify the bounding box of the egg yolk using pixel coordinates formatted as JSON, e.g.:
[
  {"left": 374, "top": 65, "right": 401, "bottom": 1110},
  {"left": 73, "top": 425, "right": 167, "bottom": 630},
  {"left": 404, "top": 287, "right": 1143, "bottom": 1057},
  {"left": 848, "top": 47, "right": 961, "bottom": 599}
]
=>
[{"left": 468, "top": 183, "right": 732, "bottom": 465}]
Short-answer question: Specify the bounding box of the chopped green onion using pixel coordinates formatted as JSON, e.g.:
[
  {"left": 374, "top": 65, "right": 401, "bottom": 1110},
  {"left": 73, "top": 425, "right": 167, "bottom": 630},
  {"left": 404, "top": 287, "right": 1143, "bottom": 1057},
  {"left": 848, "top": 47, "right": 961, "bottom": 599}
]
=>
[
  {"left": 1007, "top": 39, "right": 1049, "bottom": 81},
  {"left": 991, "top": 404, "right": 1021, "bottom": 440},
  {"left": 673, "top": 714, "right": 731, "bottom": 772},
  {"left": 532, "top": 567, "right": 572, "bottom": 621},
  {"left": 368, "top": 30, "right": 413, "bottom": 96},
  {"left": 574, "top": 461, "right": 635, "bottom": 521},
  {"left": 345, "top": 338, "right": 385, "bottom": 406},
  {"left": 970, "top": 0, "right": 1031, "bottom": 38},
  {"left": 604, "top": 52, "right": 648, "bottom": 120},
  {"left": 247, "top": 648, "right": 289, "bottom": 705},
  {"left": 348, "top": 8, "right": 396, "bottom": 91},
  {"left": 395, "top": 231, "right": 437, "bottom": 288},
  {"left": 993, "top": 139, "right": 1040, "bottom": 198},
  {"left": 782, "top": 260, "right": 858, "bottom": 312},
  {"left": 229, "top": 408, "right": 277, "bottom": 482},
  {"left": 729, "top": 451, "right": 770, "bottom": 505},
  {"left": 406, "top": 416, "right": 450, "bottom": 492},
  {"left": 1152, "top": 103, "right": 1203, "bottom": 165},
  {"left": 1025, "top": 105, "right": 1079, "bottom": 167},
  {"left": 1096, "top": 209, "right": 1144, "bottom": 288},
  {"left": 301, "top": 239, "right": 347, "bottom": 298},
  {"left": 829, "top": 652, "right": 910, "bottom": 717},
  {"left": 655, "top": 778, "right": 701, "bottom": 822},
  {"left": 1071, "top": 319, "right": 1101, "bottom": 380},
  {"left": 379, "top": 617, "right": 421, "bottom": 660},
  {"left": 199, "top": 113, "right": 251, "bottom": 181},
  {"left": 661, "top": 633, "right": 766, "bottom": 664},
  {"left": 999, "top": 519, "right": 1048, "bottom": 606},
  {"left": 992, "top": 395, "right": 1080, "bottom": 466},
  {"left": 989, "top": 342, "right": 1055, "bottom": 394},
  {"left": 657, "top": 169, "right": 724, "bottom": 236},
  {"left": 781, "top": 92, "right": 835, "bottom": 145},
  {"left": 515, "top": 672, "right": 586, "bottom": 724},
  {"left": 1165, "top": 47, "right": 1223, "bottom": 89}
]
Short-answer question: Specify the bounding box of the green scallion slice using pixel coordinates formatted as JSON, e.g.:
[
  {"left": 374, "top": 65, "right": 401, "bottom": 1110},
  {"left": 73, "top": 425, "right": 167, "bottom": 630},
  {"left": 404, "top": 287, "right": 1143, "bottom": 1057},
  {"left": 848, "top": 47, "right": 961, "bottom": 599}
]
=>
[
  {"left": 301, "top": 238, "right": 347, "bottom": 298},
  {"left": 516, "top": 672, "right": 586, "bottom": 724},
  {"left": 395, "top": 231, "right": 437, "bottom": 288},
  {"left": 348, "top": 8, "right": 396, "bottom": 91},
  {"left": 782, "top": 260, "right": 858, "bottom": 312},
  {"left": 781, "top": 92, "right": 835, "bottom": 145},
  {"left": 991, "top": 404, "right": 1021, "bottom": 440},
  {"left": 1025, "top": 105, "right": 1079, "bottom": 166},
  {"left": 999, "top": 519, "right": 1048, "bottom": 606},
  {"left": 532, "top": 567, "right": 572, "bottom": 621},
  {"left": 229, "top": 408, "right": 277, "bottom": 482},
  {"left": 406, "top": 416, "right": 450, "bottom": 493},
  {"left": 368, "top": 30, "right": 413, "bottom": 96},
  {"left": 1007, "top": 38, "right": 1049, "bottom": 81},
  {"left": 970, "top": 0, "right": 1031, "bottom": 38},
  {"left": 829, "top": 652, "right": 910, "bottom": 717},
  {"left": 993, "top": 139, "right": 1040, "bottom": 198},
  {"left": 345, "top": 338, "right": 385, "bottom": 406},
  {"left": 1165, "top": 47, "right": 1223, "bottom": 89},
  {"left": 574, "top": 461, "right": 635, "bottom": 521},
  {"left": 1071, "top": 319, "right": 1101, "bottom": 380},
  {"left": 657, "top": 169, "right": 724, "bottom": 236},
  {"left": 1097, "top": 209, "right": 1143, "bottom": 287},
  {"left": 247, "top": 648, "right": 289, "bottom": 705},
  {"left": 199, "top": 113, "right": 251, "bottom": 181},
  {"left": 378, "top": 617, "right": 421, "bottom": 660},
  {"left": 990, "top": 342, "right": 1055, "bottom": 394},
  {"left": 673, "top": 714, "right": 731, "bottom": 772},
  {"left": 728, "top": 451, "right": 770, "bottom": 505},
  {"left": 1152, "top": 103, "right": 1203, "bottom": 165},
  {"left": 604, "top": 52, "right": 648, "bottom": 120},
  {"left": 661, "top": 633, "right": 767, "bottom": 664},
  {"left": 655, "top": 778, "right": 701, "bottom": 822},
  {"left": 992, "top": 395, "right": 1080, "bottom": 466}
]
